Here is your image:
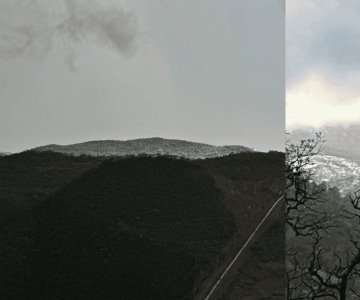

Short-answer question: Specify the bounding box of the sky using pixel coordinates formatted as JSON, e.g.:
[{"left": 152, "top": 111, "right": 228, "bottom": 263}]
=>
[
  {"left": 0, "top": 0, "right": 284, "bottom": 153},
  {"left": 287, "top": 0, "right": 360, "bottom": 129}
]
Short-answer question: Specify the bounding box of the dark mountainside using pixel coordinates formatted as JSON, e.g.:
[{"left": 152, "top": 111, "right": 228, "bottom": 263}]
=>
[
  {"left": 0, "top": 150, "right": 284, "bottom": 299},
  {"left": 220, "top": 219, "right": 285, "bottom": 300},
  {"left": 289, "top": 124, "right": 360, "bottom": 162},
  {"left": 0, "top": 151, "right": 102, "bottom": 225},
  {"left": 32, "top": 137, "right": 253, "bottom": 159}
]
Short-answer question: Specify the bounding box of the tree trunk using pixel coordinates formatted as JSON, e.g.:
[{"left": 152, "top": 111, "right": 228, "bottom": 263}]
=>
[{"left": 339, "top": 279, "right": 347, "bottom": 300}]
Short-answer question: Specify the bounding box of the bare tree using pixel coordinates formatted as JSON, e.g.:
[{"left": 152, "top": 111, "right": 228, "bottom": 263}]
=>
[
  {"left": 303, "top": 232, "right": 360, "bottom": 300},
  {"left": 343, "top": 190, "right": 360, "bottom": 224},
  {"left": 285, "top": 133, "right": 360, "bottom": 299},
  {"left": 285, "top": 132, "right": 329, "bottom": 236}
]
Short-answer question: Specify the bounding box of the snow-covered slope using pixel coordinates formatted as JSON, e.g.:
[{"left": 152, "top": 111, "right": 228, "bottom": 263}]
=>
[
  {"left": 290, "top": 125, "right": 360, "bottom": 162},
  {"left": 33, "top": 137, "right": 253, "bottom": 159},
  {"left": 306, "top": 155, "right": 360, "bottom": 195}
]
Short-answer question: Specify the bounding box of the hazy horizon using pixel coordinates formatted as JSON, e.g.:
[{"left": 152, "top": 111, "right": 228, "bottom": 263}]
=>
[{"left": 287, "top": 121, "right": 360, "bottom": 132}]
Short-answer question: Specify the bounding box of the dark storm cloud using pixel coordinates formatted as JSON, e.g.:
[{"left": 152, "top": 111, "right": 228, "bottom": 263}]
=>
[
  {"left": 0, "top": 0, "right": 137, "bottom": 63},
  {"left": 287, "top": 0, "right": 360, "bottom": 92}
]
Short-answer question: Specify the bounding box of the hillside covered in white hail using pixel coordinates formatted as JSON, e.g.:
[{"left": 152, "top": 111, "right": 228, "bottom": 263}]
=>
[{"left": 33, "top": 137, "right": 253, "bottom": 159}]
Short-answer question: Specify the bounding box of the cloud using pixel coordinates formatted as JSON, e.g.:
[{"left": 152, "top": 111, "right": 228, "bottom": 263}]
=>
[
  {"left": 286, "top": 73, "right": 360, "bottom": 128},
  {"left": 59, "top": 0, "right": 137, "bottom": 55},
  {"left": 0, "top": 0, "right": 52, "bottom": 58},
  {"left": 0, "top": 0, "right": 138, "bottom": 66},
  {"left": 287, "top": 0, "right": 360, "bottom": 128},
  {"left": 287, "top": 0, "right": 360, "bottom": 88}
]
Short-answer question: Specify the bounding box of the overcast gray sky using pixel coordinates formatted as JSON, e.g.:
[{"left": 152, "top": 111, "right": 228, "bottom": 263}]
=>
[
  {"left": 287, "top": 0, "right": 360, "bottom": 129},
  {"left": 0, "top": 0, "right": 284, "bottom": 153}
]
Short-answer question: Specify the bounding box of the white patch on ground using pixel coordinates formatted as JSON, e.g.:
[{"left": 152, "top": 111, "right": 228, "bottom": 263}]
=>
[{"left": 306, "top": 155, "right": 360, "bottom": 195}]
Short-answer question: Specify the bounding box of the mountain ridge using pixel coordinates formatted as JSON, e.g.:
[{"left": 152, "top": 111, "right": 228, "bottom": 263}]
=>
[{"left": 32, "top": 137, "right": 254, "bottom": 159}]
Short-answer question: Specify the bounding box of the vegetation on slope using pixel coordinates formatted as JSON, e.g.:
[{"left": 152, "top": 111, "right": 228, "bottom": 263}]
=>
[
  {"left": 33, "top": 137, "right": 252, "bottom": 159},
  {"left": 0, "top": 151, "right": 101, "bottom": 226},
  {"left": 0, "top": 150, "right": 284, "bottom": 299}
]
